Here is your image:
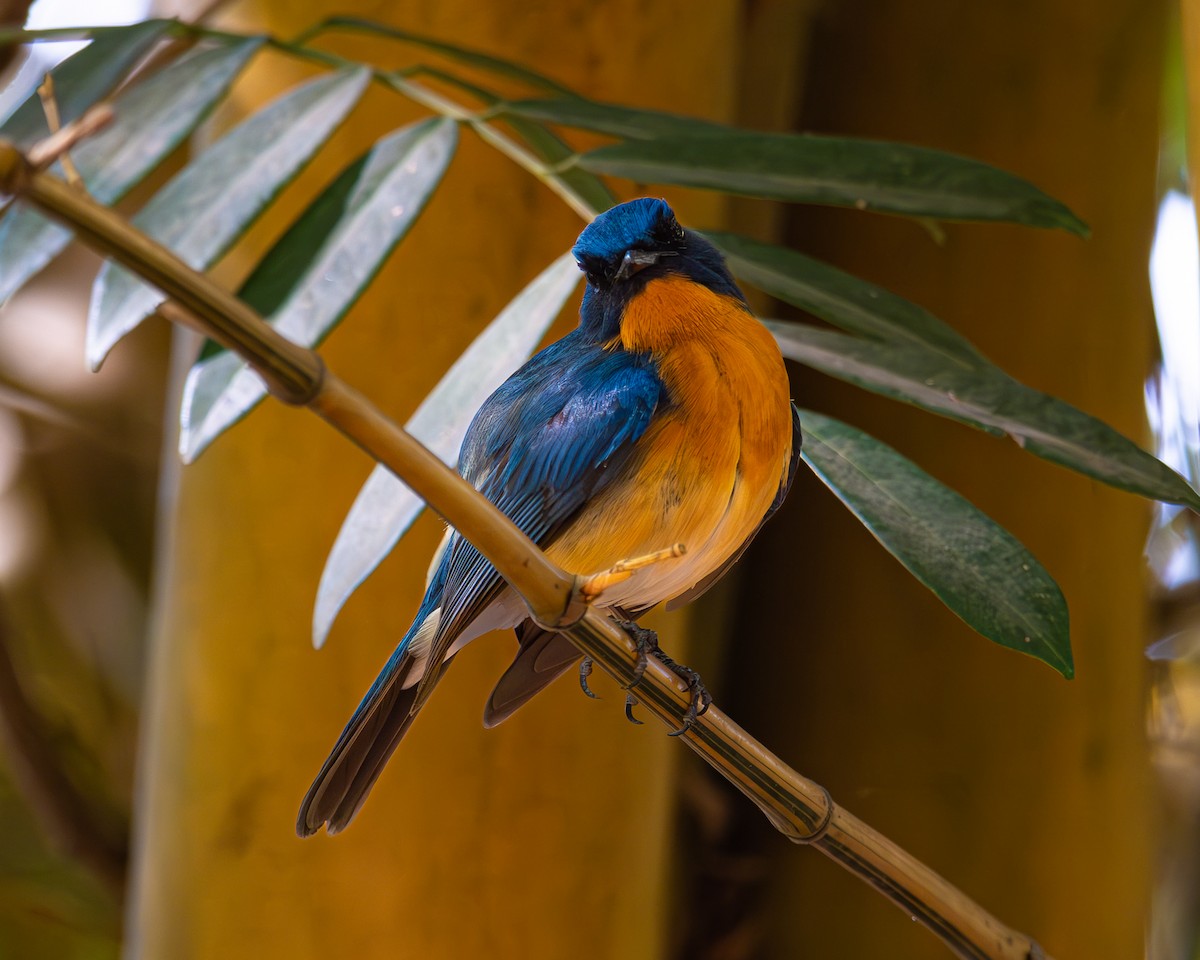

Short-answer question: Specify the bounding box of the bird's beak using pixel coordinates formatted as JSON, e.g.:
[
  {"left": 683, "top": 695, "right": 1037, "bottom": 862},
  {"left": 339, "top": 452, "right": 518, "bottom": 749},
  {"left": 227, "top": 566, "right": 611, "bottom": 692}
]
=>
[{"left": 615, "top": 249, "right": 661, "bottom": 282}]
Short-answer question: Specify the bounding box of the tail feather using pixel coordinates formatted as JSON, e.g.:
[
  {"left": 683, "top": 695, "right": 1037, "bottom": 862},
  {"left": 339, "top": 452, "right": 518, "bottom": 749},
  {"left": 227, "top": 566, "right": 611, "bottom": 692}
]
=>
[
  {"left": 482, "top": 624, "right": 580, "bottom": 728},
  {"left": 297, "top": 604, "right": 451, "bottom": 837}
]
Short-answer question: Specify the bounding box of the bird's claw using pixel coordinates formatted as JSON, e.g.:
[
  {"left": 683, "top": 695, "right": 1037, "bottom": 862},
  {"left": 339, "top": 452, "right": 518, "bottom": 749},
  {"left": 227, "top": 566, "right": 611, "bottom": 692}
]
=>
[
  {"left": 615, "top": 619, "right": 657, "bottom": 685},
  {"left": 616, "top": 620, "right": 711, "bottom": 735},
  {"left": 578, "top": 656, "right": 600, "bottom": 699},
  {"left": 624, "top": 693, "right": 644, "bottom": 725}
]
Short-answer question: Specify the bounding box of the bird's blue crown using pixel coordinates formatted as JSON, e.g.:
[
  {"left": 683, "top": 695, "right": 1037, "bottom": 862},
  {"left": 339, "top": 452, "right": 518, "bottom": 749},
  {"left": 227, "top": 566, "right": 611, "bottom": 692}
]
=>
[
  {"left": 571, "top": 197, "right": 680, "bottom": 267},
  {"left": 571, "top": 199, "right": 746, "bottom": 342}
]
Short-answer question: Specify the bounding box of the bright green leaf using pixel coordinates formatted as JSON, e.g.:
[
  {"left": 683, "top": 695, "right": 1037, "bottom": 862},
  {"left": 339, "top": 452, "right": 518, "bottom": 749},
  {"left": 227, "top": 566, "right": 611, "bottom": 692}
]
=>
[
  {"left": 575, "top": 133, "right": 1088, "bottom": 233},
  {"left": 0, "top": 39, "right": 263, "bottom": 304},
  {"left": 86, "top": 66, "right": 370, "bottom": 369},
  {"left": 178, "top": 117, "right": 459, "bottom": 461},
  {"left": 0, "top": 20, "right": 170, "bottom": 148},
  {"left": 798, "top": 408, "right": 1073, "bottom": 677},
  {"left": 312, "top": 252, "right": 581, "bottom": 649}
]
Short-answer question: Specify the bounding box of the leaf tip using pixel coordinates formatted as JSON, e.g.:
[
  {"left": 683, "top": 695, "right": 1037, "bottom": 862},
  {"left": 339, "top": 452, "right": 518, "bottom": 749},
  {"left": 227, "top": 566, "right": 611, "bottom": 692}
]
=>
[
  {"left": 312, "top": 589, "right": 341, "bottom": 650},
  {"left": 1045, "top": 202, "right": 1090, "bottom": 238}
]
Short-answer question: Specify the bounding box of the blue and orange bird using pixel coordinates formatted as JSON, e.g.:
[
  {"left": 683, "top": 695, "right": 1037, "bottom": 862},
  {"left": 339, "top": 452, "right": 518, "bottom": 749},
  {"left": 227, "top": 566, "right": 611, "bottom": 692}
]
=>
[{"left": 298, "top": 198, "right": 800, "bottom": 836}]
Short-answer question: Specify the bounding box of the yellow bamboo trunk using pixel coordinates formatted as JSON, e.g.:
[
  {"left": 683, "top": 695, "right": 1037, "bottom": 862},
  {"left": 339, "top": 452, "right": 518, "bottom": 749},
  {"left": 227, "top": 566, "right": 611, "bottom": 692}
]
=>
[
  {"left": 723, "top": 1, "right": 1161, "bottom": 957},
  {"left": 125, "top": 3, "right": 749, "bottom": 958}
]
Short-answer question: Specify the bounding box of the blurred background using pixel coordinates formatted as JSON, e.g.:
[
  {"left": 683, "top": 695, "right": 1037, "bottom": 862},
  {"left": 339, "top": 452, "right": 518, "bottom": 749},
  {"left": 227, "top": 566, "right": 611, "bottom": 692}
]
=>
[{"left": 0, "top": 0, "right": 1196, "bottom": 958}]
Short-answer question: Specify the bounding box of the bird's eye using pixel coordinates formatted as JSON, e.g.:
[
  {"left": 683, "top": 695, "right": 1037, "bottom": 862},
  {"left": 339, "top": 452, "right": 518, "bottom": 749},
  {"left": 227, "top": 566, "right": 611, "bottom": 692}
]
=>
[
  {"left": 577, "top": 259, "right": 604, "bottom": 287},
  {"left": 654, "top": 213, "right": 686, "bottom": 247}
]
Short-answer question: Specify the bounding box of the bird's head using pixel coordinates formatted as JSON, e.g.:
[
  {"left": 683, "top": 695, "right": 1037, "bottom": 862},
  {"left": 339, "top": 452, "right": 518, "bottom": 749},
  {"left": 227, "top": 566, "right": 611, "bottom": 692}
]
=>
[{"left": 572, "top": 198, "right": 745, "bottom": 342}]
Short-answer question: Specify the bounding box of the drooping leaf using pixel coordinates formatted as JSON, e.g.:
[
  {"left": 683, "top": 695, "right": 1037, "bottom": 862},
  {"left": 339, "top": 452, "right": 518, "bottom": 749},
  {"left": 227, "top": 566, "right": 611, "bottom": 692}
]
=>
[
  {"left": 312, "top": 252, "right": 581, "bottom": 649},
  {"left": 797, "top": 408, "right": 1072, "bottom": 677},
  {"left": 178, "top": 117, "right": 459, "bottom": 461},
  {"left": 708, "top": 231, "right": 982, "bottom": 361},
  {"left": 574, "top": 133, "right": 1087, "bottom": 233},
  {"left": 0, "top": 19, "right": 170, "bottom": 148},
  {"left": 311, "top": 16, "right": 572, "bottom": 94},
  {"left": 0, "top": 38, "right": 263, "bottom": 304},
  {"left": 775, "top": 324, "right": 1200, "bottom": 511},
  {"left": 85, "top": 66, "right": 370, "bottom": 369},
  {"left": 716, "top": 241, "right": 1200, "bottom": 512},
  {"left": 707, "top": 234, "right": 1199, "bottom": 510},
  {"left": 500, "top": 96, "right": 728, "bottom": 141}
]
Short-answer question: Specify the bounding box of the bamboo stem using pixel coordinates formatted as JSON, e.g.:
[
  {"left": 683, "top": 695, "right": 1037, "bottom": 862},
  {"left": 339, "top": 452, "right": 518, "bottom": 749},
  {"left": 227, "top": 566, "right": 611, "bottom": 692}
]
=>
[{"left": 0, "top": 141, "right": 1051, "bottom": 960}]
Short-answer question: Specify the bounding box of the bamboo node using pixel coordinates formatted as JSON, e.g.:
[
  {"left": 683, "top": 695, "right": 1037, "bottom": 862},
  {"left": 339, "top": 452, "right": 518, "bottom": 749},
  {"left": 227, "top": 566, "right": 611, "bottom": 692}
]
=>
[{"left": 793, "top": 784, "right": 835, "bottom": 845}]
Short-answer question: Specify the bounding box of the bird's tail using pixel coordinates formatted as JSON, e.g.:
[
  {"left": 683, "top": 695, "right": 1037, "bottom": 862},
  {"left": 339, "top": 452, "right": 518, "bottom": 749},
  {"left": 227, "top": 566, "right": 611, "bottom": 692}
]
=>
[{"left": 297, "top": 598, "right": 453, "bottom": 837}]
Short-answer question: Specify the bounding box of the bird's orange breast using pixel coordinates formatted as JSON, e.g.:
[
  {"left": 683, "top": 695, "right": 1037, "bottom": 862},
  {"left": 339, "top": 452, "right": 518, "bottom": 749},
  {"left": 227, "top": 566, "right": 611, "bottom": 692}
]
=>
[{"left": 546, "top": 274, "right": 793, "bottom": 608}]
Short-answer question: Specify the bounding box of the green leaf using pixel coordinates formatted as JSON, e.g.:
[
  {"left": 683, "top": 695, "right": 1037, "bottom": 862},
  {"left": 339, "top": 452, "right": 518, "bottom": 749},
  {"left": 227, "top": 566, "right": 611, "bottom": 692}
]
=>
[
  {"left": 797, "top": 408, "right": 1073, "bottom": 677},
  {"left": 705, "top": 233, "right": 1199, "bottom": 510},
  {"left": 85, "top": 66, "right": 370, "bottom": 369},
  {"left": 0, "top": 20, "right": 171, "bottom": 148},
  {"left": 0, "top": 39, "right": 263, "bottom": 304},
  {"left": 312, "top": 252, "right": 581, "bottom": 649},
  {"left": 500, "top": 96, "right": 728, "bottom": 141},
  {"left": 178, "top": 117, "right": 458, "bottom": 461},
  {"left": 708, "top": 231, "right": 982, "bottom": 361},
  {"left": 575, "top": 134, "right": 1087, "bottom": 233},
  {"left": 312, "top": 16, "right": 572, "bottom": 94},
  {"left": 776, "top": 324, "right": 1200, "bottom": 510}
]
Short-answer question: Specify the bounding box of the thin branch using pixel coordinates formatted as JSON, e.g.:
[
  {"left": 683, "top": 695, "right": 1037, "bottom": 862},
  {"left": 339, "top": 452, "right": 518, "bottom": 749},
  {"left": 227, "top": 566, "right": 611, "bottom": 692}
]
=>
[
  {"left": 27, "top": 99, "right": 112, "bottom": 172},
  {"left": 265, "top": 37, "right": 601, "bottom": 221},
  {"left": 0, "top": 142, "right": 1052, "bottom": 960}
]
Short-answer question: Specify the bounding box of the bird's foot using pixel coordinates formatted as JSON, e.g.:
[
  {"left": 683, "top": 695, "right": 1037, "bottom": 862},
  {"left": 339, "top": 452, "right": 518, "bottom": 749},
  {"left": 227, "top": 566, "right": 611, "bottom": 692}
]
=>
[
  {"left": 578, "top": 543, "right": 687, "bottom": 604},
  {"left": 616, "top": 620, "right": 711, "bottom": 735},
  {"left": 655, "top": 650, "right": 713, "bottom": 736}
]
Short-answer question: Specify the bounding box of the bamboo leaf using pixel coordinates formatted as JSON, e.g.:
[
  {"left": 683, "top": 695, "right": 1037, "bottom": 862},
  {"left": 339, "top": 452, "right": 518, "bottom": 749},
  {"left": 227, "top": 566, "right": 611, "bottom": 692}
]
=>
[
  {"left": 85, "top": 66, "right": 370, "bottom": 369},
  {"left": 708, "top": 231, "right": 982, "bottom": 361},
  {"left": 312, "top": 252, "right": 581, "bottom": 649},
  {"left": 706, "top": 234, "right": 1198, "bottom": 509},
  {"left": 778, "top": 324, "right": 1200, "bottom": 510},
  {"left": 0, "top": 39, "right": 263, "bottom": 304},
  {"left": 501, "top": 96, "right": 728, "bottom": 141},
  {"left": 178, "top": 117, "right": 459, "bottom": 461},
  {"left": 797, "top": 408, "right": 1073, "bottom": 677},
  {"left": 0, "top": 19, "right": 171, "bottom": 148},
  {"left": 575, "top": 134, "right": 1087, "bottom": 233},
  {"left": 314, "top": 16, "right": 572, "bottom": 94}
]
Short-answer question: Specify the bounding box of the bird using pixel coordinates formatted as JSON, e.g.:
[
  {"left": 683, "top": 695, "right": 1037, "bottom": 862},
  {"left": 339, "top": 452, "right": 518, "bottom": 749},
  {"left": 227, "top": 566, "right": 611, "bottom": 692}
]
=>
[{"left": 297, "top": 197, "right": 800, "bottom": 837}]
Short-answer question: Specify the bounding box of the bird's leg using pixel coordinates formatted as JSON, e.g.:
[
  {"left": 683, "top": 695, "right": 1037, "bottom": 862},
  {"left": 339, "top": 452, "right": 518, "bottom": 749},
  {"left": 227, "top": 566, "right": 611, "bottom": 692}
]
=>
[
  {"left": 613, "top": 619, "right": 710, "bottom": 734},
  {"left": 577, "top": 543, "right": 686, "bottom": 604}
]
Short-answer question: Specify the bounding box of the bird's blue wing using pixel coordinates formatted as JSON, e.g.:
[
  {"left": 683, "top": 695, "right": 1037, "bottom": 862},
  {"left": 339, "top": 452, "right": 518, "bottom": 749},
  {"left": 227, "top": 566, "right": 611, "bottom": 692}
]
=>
[{"left": 418, "top": 333, "right": 664, "bottom": 689}]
